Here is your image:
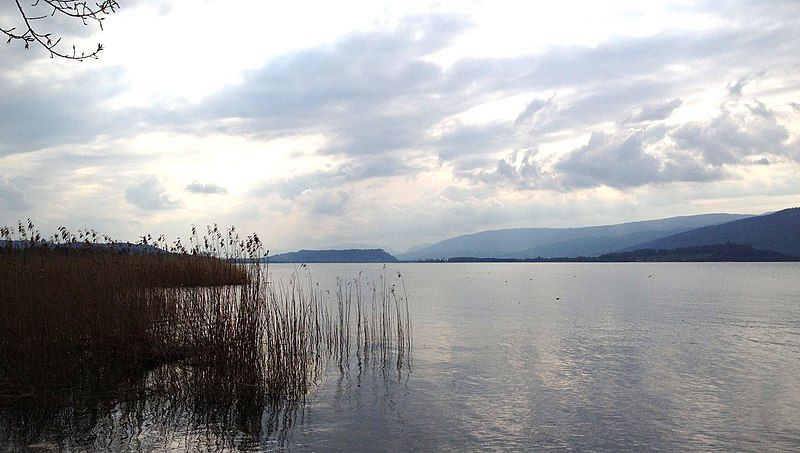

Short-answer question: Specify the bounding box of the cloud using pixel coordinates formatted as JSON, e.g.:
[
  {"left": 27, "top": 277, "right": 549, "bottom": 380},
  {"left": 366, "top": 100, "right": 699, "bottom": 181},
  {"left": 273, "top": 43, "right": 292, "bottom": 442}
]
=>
[
  {"left": 2, "top": 3, "right": 800, "bottom": 251},
  {"left": 256, "top": 155, "right": 412, "bottom": 199},
  {"left": 304, "top": 190, "right": 350, "bottom": 216},
  {"left": 179, "top": 11, "right": 795, "bottom": 164},
  {"left": 726, "top": 76, "right": 750, "bottom": 99},
  {"left": 465, "top": 148, "right": 549, "bottom": 189},
  {"left": 125, "top": 176, "right": 179, "bottom": 210},
  {"left": 627, "top": 99, "right": 683, "bottom": 123},
  {"left": 670, "top": 102, "right": 790, "bottom": 165},
  {"left": 462, "top": 92, "right": 793, "bottom": 192},
  {"left": 514, "top": 95, "right": 556, "bottom": 127},
  {"left": 556, "top": 129, "right": 713, "bottom": 190},
  {"left": 0, "top": 177, "right": 30, "bottom": 211},
  {"left": 725, "top": 72, "right": 765, "bottom": 99},
  {"left": 32, "top": 6, "right": 784, "bottom": 201},
  {"left": 436, "top": 122, "right": 513, "bottom": 164},
  {"left": 189, "top": 14, "right": 470, "bottom": 147},
  {"left": 186, "top": 181, "right": 227, "bottom": 195},
  {"left": 0, "top": 67, "right": 131, "bottom": 156}
]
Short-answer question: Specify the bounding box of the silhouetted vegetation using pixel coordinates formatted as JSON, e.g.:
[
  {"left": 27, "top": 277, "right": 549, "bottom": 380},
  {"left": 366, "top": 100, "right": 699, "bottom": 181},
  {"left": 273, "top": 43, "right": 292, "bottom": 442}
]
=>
[
  {"left": 0, "top": 221, "right": 412, "bottom": 423},
  {"left": 433, "top": 243, "right": 799, "bottom": 262},
  {"left": 1, "top": 0, "right": 118, "bottom": 60},
  {"left": 593, "top": 242, "right": 799, "bottom": 262}
]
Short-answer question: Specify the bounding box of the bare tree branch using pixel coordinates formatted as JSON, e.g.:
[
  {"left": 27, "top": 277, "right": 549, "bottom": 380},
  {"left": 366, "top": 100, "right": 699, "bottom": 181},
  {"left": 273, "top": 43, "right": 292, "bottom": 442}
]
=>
[{"left": 1, "top": 0, "right": 118, "bottom": 61}]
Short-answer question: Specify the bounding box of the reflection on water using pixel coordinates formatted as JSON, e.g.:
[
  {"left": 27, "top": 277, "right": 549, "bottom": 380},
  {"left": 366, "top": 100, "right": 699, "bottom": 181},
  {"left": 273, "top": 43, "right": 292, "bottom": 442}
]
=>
[
  {"left": 3, "top": 263, "right": 800, "bottom": 451},
  {"left": 0, "top": 267, "right": 412, "bottom": 452},
  {"left": 0, "top": 344, "right": 412, "bottom": 451}
]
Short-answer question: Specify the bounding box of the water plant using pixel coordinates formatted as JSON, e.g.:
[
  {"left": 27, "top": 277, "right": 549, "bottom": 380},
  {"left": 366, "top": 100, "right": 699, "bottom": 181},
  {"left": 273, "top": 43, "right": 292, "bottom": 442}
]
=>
[{"left": 0, "top": 221, "right": 412, "bottom": 415}]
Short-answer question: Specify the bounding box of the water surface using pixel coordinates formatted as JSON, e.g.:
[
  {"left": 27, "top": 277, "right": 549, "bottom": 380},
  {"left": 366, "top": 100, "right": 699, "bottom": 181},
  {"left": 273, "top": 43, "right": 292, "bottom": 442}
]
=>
[
  {"left": 277, "top": 263, "right": 800, "bottom": 451},
  {"left": 3, "top": 263, "right": 799, "bottom": 451}
]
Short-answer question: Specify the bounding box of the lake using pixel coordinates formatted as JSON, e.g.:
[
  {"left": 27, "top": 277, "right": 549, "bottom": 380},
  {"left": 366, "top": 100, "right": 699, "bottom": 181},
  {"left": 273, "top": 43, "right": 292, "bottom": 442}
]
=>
[{"left": 2, "top": 262, "right": 799, "bottom": 451}]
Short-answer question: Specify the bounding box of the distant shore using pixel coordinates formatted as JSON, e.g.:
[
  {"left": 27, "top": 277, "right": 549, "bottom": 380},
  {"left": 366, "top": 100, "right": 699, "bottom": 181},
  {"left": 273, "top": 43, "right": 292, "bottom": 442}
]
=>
[{"left": 262, "top": 244, "right": 800, "bottom": 264}]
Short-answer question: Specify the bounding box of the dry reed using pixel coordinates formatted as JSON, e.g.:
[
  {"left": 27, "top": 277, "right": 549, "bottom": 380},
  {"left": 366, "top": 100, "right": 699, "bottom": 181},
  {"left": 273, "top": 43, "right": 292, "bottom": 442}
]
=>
[{"left": 0, "top": 221, "right": 412, "bottom": 413}]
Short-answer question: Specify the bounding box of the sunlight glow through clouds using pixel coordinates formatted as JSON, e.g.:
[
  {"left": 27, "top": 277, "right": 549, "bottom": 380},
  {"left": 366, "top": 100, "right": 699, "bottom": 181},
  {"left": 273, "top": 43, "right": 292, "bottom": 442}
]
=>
[
  {"left": 101, "top": 0, "right": 722, "bottom": 105},
  {"left": 128, "top": 132, "right": 331, "bottom": 195},
  {"left": 450, "top": 91, "right": 558, "bottom": 126},
  {"left": 102, "top": 0, "right": 470, "bottom": 104},
  {"left": 424, "top": 0, "right": 723, "bottom": 67}
]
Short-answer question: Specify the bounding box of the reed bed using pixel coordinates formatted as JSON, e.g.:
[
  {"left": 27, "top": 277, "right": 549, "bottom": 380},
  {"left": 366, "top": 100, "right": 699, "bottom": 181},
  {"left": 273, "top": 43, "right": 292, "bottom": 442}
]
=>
[{"left": 0, "top": 222, "right": 412, "bottom": 414}]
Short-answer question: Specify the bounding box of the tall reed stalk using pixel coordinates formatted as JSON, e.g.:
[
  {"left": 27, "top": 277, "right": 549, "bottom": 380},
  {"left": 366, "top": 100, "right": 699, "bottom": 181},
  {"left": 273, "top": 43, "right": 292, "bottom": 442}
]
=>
[{"left": 0, "top": 222, "right": 411, "bottom": 410}]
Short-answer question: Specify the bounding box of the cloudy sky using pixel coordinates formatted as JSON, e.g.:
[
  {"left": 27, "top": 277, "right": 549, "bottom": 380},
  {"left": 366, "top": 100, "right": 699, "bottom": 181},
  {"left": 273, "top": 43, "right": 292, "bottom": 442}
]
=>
[{"left": 1, "top": 0, "right": 798, "bottom": 252}]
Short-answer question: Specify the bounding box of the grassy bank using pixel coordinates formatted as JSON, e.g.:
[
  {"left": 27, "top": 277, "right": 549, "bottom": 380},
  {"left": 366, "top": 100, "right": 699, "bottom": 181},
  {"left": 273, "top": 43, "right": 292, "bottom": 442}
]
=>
[{"left": 0, "top": 224, "right": 411, "bottom": 410}]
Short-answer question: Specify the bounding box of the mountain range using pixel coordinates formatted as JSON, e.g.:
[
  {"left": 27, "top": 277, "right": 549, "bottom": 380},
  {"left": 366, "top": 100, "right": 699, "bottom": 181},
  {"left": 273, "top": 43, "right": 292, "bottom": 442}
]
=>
[
  {"left": 398, "top": 213, "right": 754, "bottom": 260},
  {"left": 631, "top": 208, "right": 800, "bottom": 257},
  {"left": 12, "top": 208, "right": 794, "bottom": 263},
  {"left": 268, "top": 208, "right": 799, "bottom": 262}
]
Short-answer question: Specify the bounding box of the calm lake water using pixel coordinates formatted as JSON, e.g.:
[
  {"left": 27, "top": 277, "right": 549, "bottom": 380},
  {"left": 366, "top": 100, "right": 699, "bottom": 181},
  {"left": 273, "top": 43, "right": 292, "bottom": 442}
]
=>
[{"left": 3, "top": 263, "right": 800, "bottom": 451}]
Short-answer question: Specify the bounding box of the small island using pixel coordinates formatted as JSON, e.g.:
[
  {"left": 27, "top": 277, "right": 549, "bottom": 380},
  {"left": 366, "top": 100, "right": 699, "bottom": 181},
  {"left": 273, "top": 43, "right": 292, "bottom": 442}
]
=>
[{"left": 268, "top": 248, "right": 399, "bottom": 263}]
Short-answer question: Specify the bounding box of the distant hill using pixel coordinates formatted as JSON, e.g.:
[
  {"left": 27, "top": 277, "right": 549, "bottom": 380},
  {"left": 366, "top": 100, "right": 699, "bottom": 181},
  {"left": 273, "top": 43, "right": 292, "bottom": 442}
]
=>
[
  {"left": 629, "top": 208, "right": 800, "bottom": 256},
  {"left": 399, "top": 213, "right": 752, "bottom": 260},
  {"left": 322, "top": 243, "right": 399, "bottom": 256},
  {"left": 1, "top": 240, "right": 166, "bottom": 255},
  {"left": 402, "top": 242, "right": 433, "bottom": 255},
  {"left": 269, "top": 249, "right": 398, "bottom": 263},
  {"left": 443, "top": 243, "right": 798, "bottom": 262}
]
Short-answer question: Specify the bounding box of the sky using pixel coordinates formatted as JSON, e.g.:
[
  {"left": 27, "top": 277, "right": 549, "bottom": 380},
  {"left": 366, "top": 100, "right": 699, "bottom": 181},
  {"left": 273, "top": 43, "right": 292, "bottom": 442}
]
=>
[{"left": 1, "top": 0, "right": 799, "bottom": 253}]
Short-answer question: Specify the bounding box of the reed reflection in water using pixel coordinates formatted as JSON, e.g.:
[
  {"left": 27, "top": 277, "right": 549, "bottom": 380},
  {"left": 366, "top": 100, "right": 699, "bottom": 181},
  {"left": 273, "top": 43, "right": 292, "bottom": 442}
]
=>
[{"left": 0, "top": 268, "right": 412, "bottom": 452}]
